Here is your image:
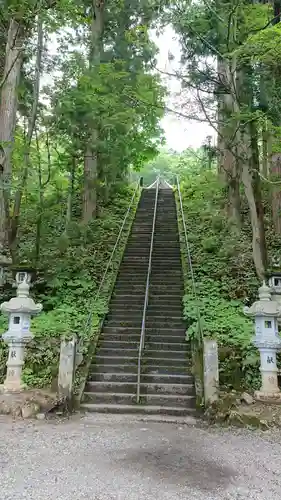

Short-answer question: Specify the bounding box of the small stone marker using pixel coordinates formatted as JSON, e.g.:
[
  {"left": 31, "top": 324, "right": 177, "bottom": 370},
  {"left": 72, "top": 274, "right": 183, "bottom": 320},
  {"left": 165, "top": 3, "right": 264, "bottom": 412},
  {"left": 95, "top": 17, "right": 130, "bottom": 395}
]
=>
[
  {"left": 203, "top": 339, "right": 219, "bottom": 405},
  {"left": 58, "top": 337, "right": 77, "bottom": 400},
  {"left": 241, "top": 392, "right": 254, "bottom": 405}
]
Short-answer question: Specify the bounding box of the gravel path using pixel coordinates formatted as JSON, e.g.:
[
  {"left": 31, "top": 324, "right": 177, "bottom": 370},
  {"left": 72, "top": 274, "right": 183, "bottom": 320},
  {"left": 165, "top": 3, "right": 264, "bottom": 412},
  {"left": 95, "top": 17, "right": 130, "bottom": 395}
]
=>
[{"left": 0, "top": 413, "right": 281, "bottom": 500}]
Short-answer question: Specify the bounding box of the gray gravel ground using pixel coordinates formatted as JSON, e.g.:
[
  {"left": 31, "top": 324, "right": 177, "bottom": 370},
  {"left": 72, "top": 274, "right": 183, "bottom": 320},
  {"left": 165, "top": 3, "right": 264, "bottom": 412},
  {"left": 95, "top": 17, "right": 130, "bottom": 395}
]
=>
[{"left": 1, "top": 413, "right": 281, "bottom": 500}]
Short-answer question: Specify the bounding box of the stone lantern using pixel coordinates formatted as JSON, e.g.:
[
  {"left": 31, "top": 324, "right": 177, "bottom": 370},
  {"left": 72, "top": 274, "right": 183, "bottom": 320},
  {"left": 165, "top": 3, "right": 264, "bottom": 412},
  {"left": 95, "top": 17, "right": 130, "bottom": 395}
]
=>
[
  {"left": 0, "top": 271, "right": 42, "bottom": 392},
  {"left": 244, "top": 282, "right": 281, "bottom": 402},
  {"left": 269, "top": 272, "right": 281, "bottom": 315}
]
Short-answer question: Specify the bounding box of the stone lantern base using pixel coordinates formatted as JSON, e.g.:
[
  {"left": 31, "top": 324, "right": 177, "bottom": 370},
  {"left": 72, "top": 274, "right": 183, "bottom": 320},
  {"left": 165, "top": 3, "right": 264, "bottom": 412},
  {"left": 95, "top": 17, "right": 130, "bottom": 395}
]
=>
[
  {"left": 0, "top": 381, "right": 27, "bottom": 394},
  {"left": 254, "top": 390, "right": 281, "bottom": 403}
]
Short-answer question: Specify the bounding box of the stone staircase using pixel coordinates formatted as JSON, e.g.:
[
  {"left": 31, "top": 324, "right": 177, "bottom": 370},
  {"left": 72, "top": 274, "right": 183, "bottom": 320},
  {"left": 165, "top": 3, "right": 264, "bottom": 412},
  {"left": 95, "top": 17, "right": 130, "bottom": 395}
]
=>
[{"left": 81, "top": 187, "right": 196, "bottom": 415}]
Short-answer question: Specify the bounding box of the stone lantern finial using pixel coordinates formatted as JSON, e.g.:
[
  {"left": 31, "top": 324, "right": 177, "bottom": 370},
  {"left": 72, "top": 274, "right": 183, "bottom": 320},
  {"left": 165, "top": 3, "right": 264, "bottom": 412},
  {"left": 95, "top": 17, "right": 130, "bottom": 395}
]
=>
[
  {"left": 16, "top": 279, "right": 30, "bottom": 299},
  {"left": 258, "top": 281, "right": 271, "bottom": 301}
]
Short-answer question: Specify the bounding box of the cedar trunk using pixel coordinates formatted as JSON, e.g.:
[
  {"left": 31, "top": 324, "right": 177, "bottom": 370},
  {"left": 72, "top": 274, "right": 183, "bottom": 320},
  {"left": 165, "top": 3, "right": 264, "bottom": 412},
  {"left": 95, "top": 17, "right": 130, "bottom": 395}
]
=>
[
  {"left": 82, "top": 0, "right": 105, "bottom": 223},
  {"left": 0, "top": 19, "right": 24, "bottom": 252}
]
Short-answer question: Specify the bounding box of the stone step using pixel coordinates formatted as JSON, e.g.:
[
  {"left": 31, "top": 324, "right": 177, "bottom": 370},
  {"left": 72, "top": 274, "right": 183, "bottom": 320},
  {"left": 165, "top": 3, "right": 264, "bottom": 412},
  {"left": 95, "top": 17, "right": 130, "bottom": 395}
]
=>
[
  {"left": 141, "top": 373, "right": 193, "bottom": 384},
  {"left": 112, "top": 292, "right": 182, "bottom": 300},
  {"left": 109, "top": 308, "right": 183, "bottom": 317},
  {"left": 142, "top": 356, "right": 190, "bottom": 366},
  {"left": 94, "top": 355, "right": 138, "bottom": 365},
  {"left": 140, "top": 394, "right": 196, "bottom": 408},
  {"left": 102, "top": 326, "right": 186, "bottom": 335},
  {"left": 123, "top": 256, "right": 179, "bottom": 262},
  {"left": 145, "top": 338, "right": 186, "bottom": 351},
  {"left": 123, "top": 252, "right": 180, "bottom": 257},
  {"left": 85, "top": 381, "right": 137, "bottom": 394},
  {"left": 106, "top": 313, "right": 183, "bottom": 322},
  {"left": 85, "top": 380, "right": 194, "bottom": 395},
  {"left": 151, "top": 271, "right": 183, "bottom": 276},
  {"left": 153, "top": 240, "right": 180, "bottom": 244},
  {"left": 143, "top": 350, "right": 188, "bottom": 360},
  {"left": 105, "top": 320, "right": 141, "bottom": 328},
  {"left": 110, "top": 298, "right": 183, "bottom": 307},
  {"left": 100, "top": 340, "right": 139, "bottom": 349},
  {"left": 90, "top": 364, "right": 138, "bottom": 374},
  {"left": 146, "top": 342, "right": 187, "bottom": 351},
  {"left": 101, "top": 335, "right": 186, "bottom": 345},
  {"left": 83, "top": 392, "right": 137, "bottom": 405},
  {"left": 106, "top": 319, "right": 185, "bottom": 328},
  {"left": 143, "top": 365, "right": 191, "bottom": 375},
  {"left": 154, "top": 241, "right": 180, "bottom": 245},
  {"left": 123, "top": 251, "right": 150, "bottom": 256},
  {"left": 98, "top": 348, "right": 138, "bottom": 357},
  {"left": 147, "top": 281, "right": 183, "bottom": 286},
  {"left": 80, "top": 403, "right": 197, "bottom": 417},
  {"left": 110, "top": 298, "right": 182, "bottom": 307},
  {"left": 120, "top": 264, "right": 182, "bottom": 269},
  {"left": 100, "top": 332, "right": 141, "bottom": 342},
  {"left": 143, "top": 319, "right": 186, "bottom": 328},
  {"left": 115, "top": 280, "right": 148, "bottom": 286},
  {"left": 118, "top": 264, "right": 151, "bottom": 269},
  {"left": 89, "top": 372, "right": 138, "bottom": 383},
  {"left": 140, "top": 383, "right": 194, "bottom": 396},
  {"left": 114, "top": 285, "right": 184, "bottom": 293}
]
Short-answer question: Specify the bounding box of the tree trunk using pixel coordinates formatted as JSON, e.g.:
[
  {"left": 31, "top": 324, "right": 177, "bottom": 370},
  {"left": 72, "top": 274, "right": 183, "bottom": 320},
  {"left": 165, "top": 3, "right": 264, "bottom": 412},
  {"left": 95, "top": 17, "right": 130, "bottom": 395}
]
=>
[
  {"left": 241, "top": 163, "right": 265, "bottom": 279},
  {"left": 10, "top": 15, "right": 43, "bottom": 256},
  {"left": 261, "top": 121, "right": 270, "bottom": 178},
  {"left": 0, "top": 19, "right": 24, "bottom": 253},
  {"left": 250, "top": 121, "right": 267, "bottom": 268},
  {"left": 0, "top": 22, "right": 8, "bottom": 81},
  {"left": 65, "top": 156, "right": 76, "bottom": 232},
  {"left": 217, "top": 58, "right": 241, "bottom": 226},
  {"left": 240, "top": 121, "right": 266, "bottom": 280},
  {"left": 34, "top": 128, "right": 51, "bottom": 264},
  {"left": 271, "top": 153, "right": 281, "bottom": 235},
  {"left": 82, "top": 0, "right": 105, "bottom": 224},
  {"left": 83, "top": 130, "right": 98, "bottom": 223}
]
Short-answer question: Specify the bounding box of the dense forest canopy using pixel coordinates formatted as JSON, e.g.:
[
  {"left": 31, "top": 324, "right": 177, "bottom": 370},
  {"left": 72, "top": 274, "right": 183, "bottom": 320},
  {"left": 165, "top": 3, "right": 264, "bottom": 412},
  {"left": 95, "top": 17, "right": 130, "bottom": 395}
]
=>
[{"left": 1, "top": 0, "right": 281, "bottom": 389}]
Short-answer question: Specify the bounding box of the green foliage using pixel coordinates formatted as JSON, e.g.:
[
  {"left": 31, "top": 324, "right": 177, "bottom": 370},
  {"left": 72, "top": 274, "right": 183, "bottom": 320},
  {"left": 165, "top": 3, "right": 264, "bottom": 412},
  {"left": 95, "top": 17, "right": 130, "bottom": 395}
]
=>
[
  {"left": 0, "top": 184, "right": 138, "bottom": 387},
  {"left": 183, "top": 286, "right": 260, "bottom": 390},
  {"left": 178, "top": 166, "right": 261, "bottom": 389},
  {"left": 52, "top": 61, "right": 165, "bottom": 180},
  {"left": 133, "top": 147, "right": 212, "bottom": 185}
]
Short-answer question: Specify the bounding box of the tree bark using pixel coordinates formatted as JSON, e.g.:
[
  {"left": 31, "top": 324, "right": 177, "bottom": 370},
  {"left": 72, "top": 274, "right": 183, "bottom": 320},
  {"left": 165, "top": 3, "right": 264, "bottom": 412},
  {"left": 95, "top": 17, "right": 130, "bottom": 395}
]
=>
[
  {"left": 241, "top": 162, "right": 265, "bottom": 279},
  {"left": 250, "top": 121, "right": 267, "bottom": 268},
  {"left": 34, "top": 129, "right": 51, "bottom": 264},
  {"left": 261, "top": 121, "right": 270, "bottom": 178},
  {"left": 9, "top": 15, "right": 43, "bottom": 256},
  {"left": 82, "top": 0, "right": 105, "bottom": 223},
  {"left": 217, "top": 57, "right": 241, "bottom": 225},
  {"left": 65, "top": 156, "right": 76, "bottom": 232},
  {"left": 271, "top": 152, "right": 281, "bottom": 235},
  {"left": 0, "top": 19, "right": 24, "bottom": 252},
  {"left": 240, "top": 121, "right": 266, "bottom": 280}
]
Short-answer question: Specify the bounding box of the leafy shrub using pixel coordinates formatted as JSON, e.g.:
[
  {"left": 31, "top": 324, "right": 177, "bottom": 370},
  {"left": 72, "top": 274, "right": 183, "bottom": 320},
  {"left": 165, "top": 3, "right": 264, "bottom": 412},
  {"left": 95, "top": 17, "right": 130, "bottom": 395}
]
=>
[
  {"left": 0, "top": 185, "right": 138, "bottom": 387},
  {"left": 180, "top": 169, "right": 261, "bottom": 389}
]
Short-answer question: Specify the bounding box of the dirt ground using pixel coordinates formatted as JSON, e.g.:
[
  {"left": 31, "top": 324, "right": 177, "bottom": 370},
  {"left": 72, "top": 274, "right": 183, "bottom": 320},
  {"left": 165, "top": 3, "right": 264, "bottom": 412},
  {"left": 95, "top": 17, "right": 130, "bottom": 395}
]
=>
[{"left": 0, "top": 412, "right": 281, "bottom": 500}]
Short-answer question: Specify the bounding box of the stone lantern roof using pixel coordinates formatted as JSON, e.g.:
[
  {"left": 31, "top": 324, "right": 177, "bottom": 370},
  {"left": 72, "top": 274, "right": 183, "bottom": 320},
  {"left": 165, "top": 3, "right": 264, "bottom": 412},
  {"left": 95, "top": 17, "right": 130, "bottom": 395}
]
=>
[
  {"left": 0, "top": 279, "right": 42, "bottom": 315},
  {"left": 244, "top": 281, "right": 281, "bottom": 318}
]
